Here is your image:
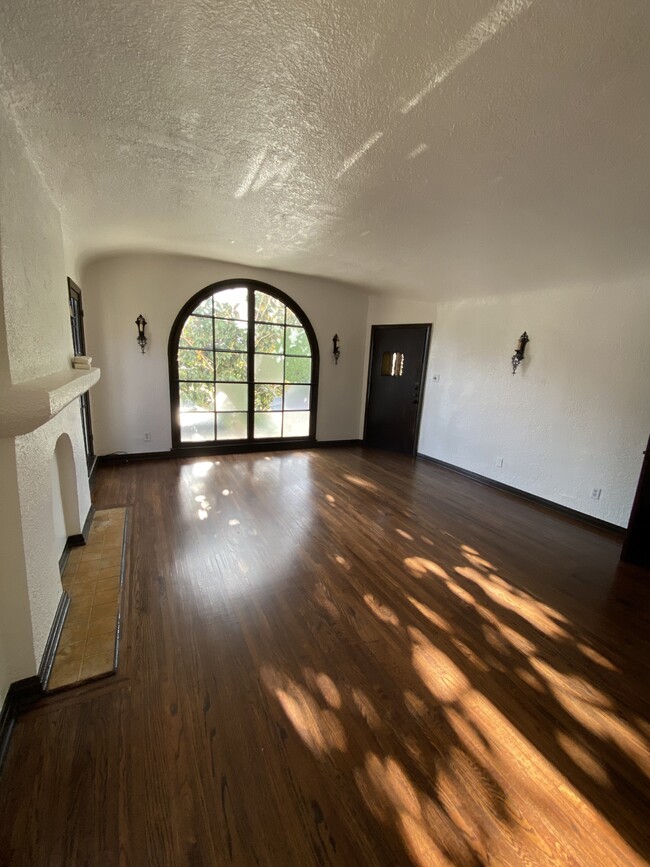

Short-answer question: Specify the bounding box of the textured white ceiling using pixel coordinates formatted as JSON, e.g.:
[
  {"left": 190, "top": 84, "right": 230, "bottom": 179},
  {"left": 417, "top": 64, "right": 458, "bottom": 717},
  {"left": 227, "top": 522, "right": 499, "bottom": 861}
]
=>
[{"left": 1, "top": 0, "right": 649, "bottom": 299}]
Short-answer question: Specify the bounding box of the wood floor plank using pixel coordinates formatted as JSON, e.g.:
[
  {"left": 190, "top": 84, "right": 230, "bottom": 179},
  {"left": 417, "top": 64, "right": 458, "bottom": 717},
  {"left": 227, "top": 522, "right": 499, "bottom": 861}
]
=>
[{"left": 1, "top": 447, "right": 648, "bottom": 866}]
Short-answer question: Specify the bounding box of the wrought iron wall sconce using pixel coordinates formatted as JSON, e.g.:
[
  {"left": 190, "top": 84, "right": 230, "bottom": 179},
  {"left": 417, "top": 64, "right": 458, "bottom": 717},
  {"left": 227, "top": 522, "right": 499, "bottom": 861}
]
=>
[
  {"left": 136, "top": 314, "right": 148, "bottom": 353},
  {"left": 511, "top": 331, "right": 529, "bottom": 375},
  {"left": 332, "top": 333, "right": 341, "bottom": 364}
]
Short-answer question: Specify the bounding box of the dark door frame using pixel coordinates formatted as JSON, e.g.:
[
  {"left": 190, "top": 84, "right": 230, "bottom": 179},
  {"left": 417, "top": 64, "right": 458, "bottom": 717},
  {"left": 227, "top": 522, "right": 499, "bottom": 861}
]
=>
[
  {"left": 621, "top": 433, "right": 650, "bottom": 568},
  {"left": 167, "top": 278, "right": 320, "bottom": 451},
  {"left": 363, "top": 323, "right": 431, "bottom": 455},
  {"left": 68, "top": 278, "right": 95, "bottom": 474}
]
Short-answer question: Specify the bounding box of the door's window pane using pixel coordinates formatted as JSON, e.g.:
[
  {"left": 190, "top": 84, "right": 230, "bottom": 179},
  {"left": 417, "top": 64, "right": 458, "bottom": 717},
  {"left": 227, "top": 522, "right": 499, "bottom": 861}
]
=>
[
  {"left": 217, "top": 412, "right": 248, "bottom": 440},
  {"left": 216, "top": 383, "right": 248, "bottom": 411},
  {"left": 255, "top": 384, "right": 283, "bottom": 411},
  {"left": 178, "top": 349, "right": 214, "bottom": 381},
  {"left": 285, "top": 356, "right": 311, "bottom": 383},
  {"left": 284, "top": 385, "right": 310, "bottom": 411},
  {"left": 215, "top": 318, "right": 247, "bottom": 352},
  {"left": 255, "top": 323, "right": 285, "bottom": 355},
  {"left": 216, "top": 352, "right": 248, "bottom": 381},
  {"left": 255, "top": 293, "right": 285, "bottom": 324},
  {"left": 180, "top": 412, "right": 215, "bottom": 442},
  {"left": 213, "top": 287, "right": 248, "bottom": 320},
  {"left": 254, "top": 412, "right": 282, "bottom": 438},
  {"left": 255, "top": 353, "right": 284, "bottom": 383},
  {"left": 381, "top": 351, "right": 404, "bottom": 376},
  {"left": 285, "top": 327, "right": 310, "bottom": 356},
  {"left": 283, "top": 411, "right": 310, "bottom": 437},
  {"left": 180, "top": 316, "right": 213, "bottom": 348},
  {"left": 180, "top": 382, "right": 215, "bottom": 412}
]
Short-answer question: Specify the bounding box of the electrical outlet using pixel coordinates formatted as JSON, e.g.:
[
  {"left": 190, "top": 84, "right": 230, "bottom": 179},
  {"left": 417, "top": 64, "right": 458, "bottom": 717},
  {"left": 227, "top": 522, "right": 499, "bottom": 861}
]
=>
[
  {"left": 590, "top": 488, "right": 602, "bottom": 500},
  {"left": 496, "top": 457, "right": 504, "bottom": 468},
  {"left": 144, "top": 431, "right": 152, "bottom": 443}
]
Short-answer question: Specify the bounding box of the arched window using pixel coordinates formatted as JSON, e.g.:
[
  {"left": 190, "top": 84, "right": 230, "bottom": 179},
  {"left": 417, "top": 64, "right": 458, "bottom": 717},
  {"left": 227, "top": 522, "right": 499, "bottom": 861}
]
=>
[{"left": 169, "top": 280, "right": 319, "bottom": 448}]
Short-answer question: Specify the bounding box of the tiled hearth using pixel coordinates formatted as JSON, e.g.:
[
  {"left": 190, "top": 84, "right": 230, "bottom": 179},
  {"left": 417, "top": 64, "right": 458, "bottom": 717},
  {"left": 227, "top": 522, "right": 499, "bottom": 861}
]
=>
[{"left": 48, "top": 508, "right": 126, "bottom": 690}]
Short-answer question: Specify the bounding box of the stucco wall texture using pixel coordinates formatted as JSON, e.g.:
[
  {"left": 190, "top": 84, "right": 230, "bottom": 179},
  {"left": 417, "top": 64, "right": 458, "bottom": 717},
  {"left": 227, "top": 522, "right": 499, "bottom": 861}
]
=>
[
  {"left": 367, "top": 284, "right": 650, "bottom": 529},
  {"left": 0, "top": 102, "right": 92, "bottom": 704},
  {"left": 81, "top": 253, "right": 369, "bottom": 454}
]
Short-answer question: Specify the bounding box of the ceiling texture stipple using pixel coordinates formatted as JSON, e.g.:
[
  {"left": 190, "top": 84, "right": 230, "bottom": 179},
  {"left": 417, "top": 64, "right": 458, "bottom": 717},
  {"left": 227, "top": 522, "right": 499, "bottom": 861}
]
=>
[{"left": 0, "top": 0, "right": 649, "bottom": 299}]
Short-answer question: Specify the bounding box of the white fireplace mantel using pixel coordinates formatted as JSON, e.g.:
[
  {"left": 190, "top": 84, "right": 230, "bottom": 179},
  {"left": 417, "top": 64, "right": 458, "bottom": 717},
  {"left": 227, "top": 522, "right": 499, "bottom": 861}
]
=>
[{"left": 0, "top": 367, "right": 100, "bottom": 437}]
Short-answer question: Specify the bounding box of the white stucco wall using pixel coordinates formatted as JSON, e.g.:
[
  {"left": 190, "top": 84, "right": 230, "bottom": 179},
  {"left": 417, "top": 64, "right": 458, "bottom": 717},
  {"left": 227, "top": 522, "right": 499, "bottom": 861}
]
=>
[
  {"left": 80, "top": 252, "right": 369, "bottom": 454},
  {"left": 0, "top": 109, "right": 72, "bottom": 386},
  {"left": 0, "top": 438, "right": 36, "bottom": 692},
  {"left": 367, "top": 282, "right": 650, "bottom": 529},
  {"left": 0, "top": 102, "right": 93, "bottom": 704},
  {"left": 15, "top": 405, "right": 90, "bottom": 666},
  {"left": 50, "top": 454, "right": 68, "bottom": 560}
]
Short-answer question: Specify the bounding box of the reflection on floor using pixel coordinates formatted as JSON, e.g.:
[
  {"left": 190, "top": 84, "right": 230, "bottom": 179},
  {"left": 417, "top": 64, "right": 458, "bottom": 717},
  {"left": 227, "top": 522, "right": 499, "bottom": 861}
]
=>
[
  {"left": 48, "top": 508, "right": 125, "bottom": 690},
  {"left": 2, "top": 451, "right": 648, "bottom": 866}
]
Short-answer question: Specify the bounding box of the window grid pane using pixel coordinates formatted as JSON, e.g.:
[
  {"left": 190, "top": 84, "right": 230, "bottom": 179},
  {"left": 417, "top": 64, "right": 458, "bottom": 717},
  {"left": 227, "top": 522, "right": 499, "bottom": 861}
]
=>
[{"left": 176, "top": 288, "right": 313, "bottom": 444}]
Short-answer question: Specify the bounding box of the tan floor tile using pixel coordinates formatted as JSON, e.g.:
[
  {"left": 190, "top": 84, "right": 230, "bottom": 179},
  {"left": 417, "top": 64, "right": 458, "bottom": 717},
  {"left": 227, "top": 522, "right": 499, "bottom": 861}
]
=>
[
  {"left": 48, "top": 508, "right": 125, "bottom": 691},
  {"left": 95, "top": 575, "right": 120, "bottom": 592},
  {"left": 73, "top": 584, "right": 95, "bottom": 602},
  {"left": 49, "top": 655, "right": 82, "bottom": 688},
  {"left": 92, "top": 613, "right": 118, "bottom": 635},
  {"left": 60, "top": 620, "right": 89, "bottom": 644},
  {"left": 80, "top": 653, "right": 114, "bottom": 680},
  {"left": 101, "top": 546, "right": 123, "bottom": 560},
  {"left": 92, "top": 601, "right": 119, "bottom": 621},
  {"left": 65, "top": 597, "right": 92, "bottom": 626},
  {"left": 84, "top": 631, "right": 117, "bottom": 659},
  {"left": 74, "top": 571, "right": 100, "bottom": 587},
  {"left": 55, "top": 639, "right": 85, "bottom": 662},
  {"left": 75, "top": 563, "right": 101, "bottom": 580},
  {"left": 97, "top": 565, "right": 121, "bottom": 581},
  {"left": 94, "top": 587, "right": 120, "bottom": 607},
  {"left": 68, "top": 596, "right": 93, "bottom": 617},
  {"left": 79, "top": 550, "right": 103, "bottom": 563}
]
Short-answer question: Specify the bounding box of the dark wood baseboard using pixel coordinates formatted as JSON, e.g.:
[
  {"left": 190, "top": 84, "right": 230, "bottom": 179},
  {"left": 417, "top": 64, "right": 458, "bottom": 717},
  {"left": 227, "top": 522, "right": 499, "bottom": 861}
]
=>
[
  {"left": 58, "top": 545, "right": 70, "bottom": 575},
  {"left": 38, "top": 591, "right": 71, "bottom": 690},
  {"left": 0, "top": 676, "right": 42, "bottom": 772},
  {"left": 97, "top": 439, "right": 363, "bottom": 466},
  {"left": 1, "top": 589, "right": 73, "bottom": 769},
  {"left": 315, "top": 439, "right": 363, "bottom": 448},
  {"left": 59, "top": 504, "right": 96, "bottom": 574},
  {"left": 67, "top": 504, "right": 96, "bottom": 548},
  {"left": 416, "top": 452, "right": 626, "bottom": 536}
]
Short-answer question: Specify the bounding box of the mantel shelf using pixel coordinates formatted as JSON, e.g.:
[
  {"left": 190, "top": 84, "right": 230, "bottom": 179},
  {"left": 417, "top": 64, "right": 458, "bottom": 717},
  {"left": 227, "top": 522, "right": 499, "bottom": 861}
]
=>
[{"left": 0, "top": 367, "right": 101, "bottom": 438}]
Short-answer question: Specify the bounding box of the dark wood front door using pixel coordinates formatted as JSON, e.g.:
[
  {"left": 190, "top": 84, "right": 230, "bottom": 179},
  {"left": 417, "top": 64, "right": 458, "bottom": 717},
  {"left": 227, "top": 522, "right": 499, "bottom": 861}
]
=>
[
  {"left": 68, "top": 278, "right": 95, "bottom": 472},
  {"left": 364, "top": 324, "right": 431, "bottom": 454}
]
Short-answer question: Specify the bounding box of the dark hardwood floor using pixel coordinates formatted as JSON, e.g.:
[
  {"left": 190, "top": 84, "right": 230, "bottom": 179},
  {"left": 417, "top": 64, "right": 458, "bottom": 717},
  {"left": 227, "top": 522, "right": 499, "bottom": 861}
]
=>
[{"left": 1, "top": 448, "right": 649, "bottom": 866}]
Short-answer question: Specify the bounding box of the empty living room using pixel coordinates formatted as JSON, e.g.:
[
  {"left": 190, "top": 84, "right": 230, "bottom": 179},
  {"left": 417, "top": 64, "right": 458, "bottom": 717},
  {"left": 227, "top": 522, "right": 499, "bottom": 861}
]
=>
[{"left": 0, "top": 1, "right": 649, "bottom": 865}]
